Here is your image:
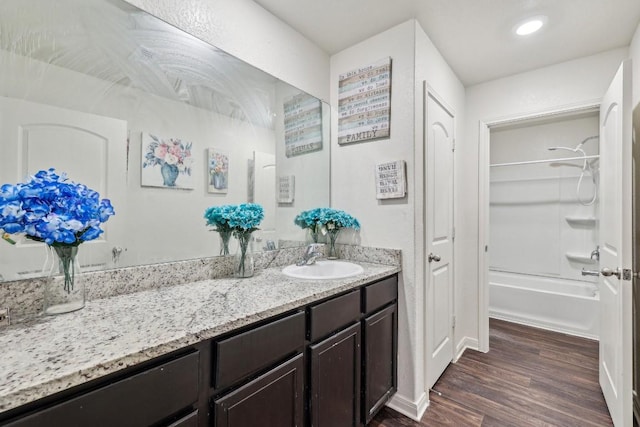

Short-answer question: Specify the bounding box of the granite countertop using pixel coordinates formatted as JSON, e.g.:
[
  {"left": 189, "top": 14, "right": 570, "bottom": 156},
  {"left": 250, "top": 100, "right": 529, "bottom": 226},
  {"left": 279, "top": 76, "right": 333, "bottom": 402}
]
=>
[{"left": 0, "top": 261, "right": 399, "bottom": 414}]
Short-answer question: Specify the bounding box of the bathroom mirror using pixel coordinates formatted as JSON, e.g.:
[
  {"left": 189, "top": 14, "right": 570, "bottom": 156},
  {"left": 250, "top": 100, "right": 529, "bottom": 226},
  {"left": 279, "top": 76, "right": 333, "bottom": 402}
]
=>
[{"left": 0, "top": 0, "right": 330, "bottom": 281}]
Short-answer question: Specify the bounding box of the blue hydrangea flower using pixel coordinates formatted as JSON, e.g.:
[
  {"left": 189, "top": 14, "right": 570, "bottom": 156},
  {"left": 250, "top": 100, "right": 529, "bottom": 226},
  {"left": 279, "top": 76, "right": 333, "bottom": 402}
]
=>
[{"left": 0, "top": 168, "right": 115, "bottom": 246}]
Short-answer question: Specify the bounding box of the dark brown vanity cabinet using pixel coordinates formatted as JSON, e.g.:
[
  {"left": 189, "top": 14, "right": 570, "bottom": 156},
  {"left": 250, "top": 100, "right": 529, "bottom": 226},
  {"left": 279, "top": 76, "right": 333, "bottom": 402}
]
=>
[
  {"left": 213, "top": 353, "right": 305, "bottom": 427},
  {"left": 308, "top": 276, "right": 398, "bottom": 427},
  {"left": 211, "top": 311, "right": 306, "bottom": 427},
  {"left": 362, "top": 304, "right": 397, "bottom": 423},
  {"left": 361, "top": 276, "right": 398, "bottom": 424},
  {"left": 308, "top": 290, "right": 362, "bottom": 427},
  {"left": 1, "top": 274, "right": 398, "bottom": 427},
  {"left": 4, "top": 351, "right": 201, "bottom": 427}
]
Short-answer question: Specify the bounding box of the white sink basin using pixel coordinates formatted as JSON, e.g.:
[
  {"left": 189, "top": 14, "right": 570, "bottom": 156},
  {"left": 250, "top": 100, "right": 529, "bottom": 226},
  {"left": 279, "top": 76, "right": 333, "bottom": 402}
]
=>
[{"left": 282, "top": 260, "right": 364, "bottom": 280}]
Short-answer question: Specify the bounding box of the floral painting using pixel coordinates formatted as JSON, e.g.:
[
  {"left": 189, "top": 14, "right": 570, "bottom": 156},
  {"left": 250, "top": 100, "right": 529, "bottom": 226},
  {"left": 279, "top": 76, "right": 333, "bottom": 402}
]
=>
[
  {"left": 208, "top": 148, "right": 229, "bottom": 194},
  {"left": 141, "top": 133, "right": 194, "bottom": 189}
]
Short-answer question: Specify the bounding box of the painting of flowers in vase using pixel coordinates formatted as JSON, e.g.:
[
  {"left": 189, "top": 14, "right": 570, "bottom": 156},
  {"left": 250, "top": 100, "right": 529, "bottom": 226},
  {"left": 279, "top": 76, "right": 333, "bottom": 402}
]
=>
[
  {"left": 141, "top": 133, "right": 194, "bottom": 189},
  {"left": 207, "top": 148, "right": 229, "bottom": 193}
]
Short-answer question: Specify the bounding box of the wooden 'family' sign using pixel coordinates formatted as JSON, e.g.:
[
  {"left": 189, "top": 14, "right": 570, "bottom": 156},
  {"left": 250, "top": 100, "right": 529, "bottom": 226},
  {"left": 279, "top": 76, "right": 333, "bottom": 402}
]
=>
[
  {"left": 284, "top": 93, "right": 323, "bottom": 157},
  {"left": 338, "top": 57, "right": 391, "bottom": 145}
]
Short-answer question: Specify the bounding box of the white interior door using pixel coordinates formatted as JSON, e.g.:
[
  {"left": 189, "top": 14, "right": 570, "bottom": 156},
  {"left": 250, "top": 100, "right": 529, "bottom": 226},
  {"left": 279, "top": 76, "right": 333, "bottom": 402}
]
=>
[
  {"left": 0, "top": 97, "right": 128, "bottom": 280},
  {"left": 599, "top": 60, "right": 633, "bottom": 427},
  {"left": 253, "top": 151, "right": 276, "bottom": 246},
  {"left": 425, "top": 90, "right": 455, "bottom": 389}
]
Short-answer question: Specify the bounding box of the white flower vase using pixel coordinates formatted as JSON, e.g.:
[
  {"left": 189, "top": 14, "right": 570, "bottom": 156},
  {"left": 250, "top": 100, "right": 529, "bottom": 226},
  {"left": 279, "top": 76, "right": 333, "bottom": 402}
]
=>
[{"left": 44, "top": 245, "right": 86, "bottom": 315}]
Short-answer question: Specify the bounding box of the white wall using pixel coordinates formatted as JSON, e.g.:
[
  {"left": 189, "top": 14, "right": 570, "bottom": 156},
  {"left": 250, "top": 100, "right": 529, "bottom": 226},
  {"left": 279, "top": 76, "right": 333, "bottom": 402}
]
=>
[
  {"left": 330, "top": 19, "right": 465, "bottom": 419},
  {"left": 123, "top": 0, "right": 330, "bottom": 102},
  {"left": 460, "top": 47, "right": 628, "bottom": 349},
  {"left": 490, "top": 115, "right": 599, "bottom": 282},
  {"left": 631, "top": 21, "right": 640, "bottom": 107}
]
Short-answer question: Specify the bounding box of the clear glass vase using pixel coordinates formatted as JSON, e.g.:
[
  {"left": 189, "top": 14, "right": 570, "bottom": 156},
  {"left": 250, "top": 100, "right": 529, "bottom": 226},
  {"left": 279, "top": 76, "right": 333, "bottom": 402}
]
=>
[
  {"left": 307, "top": 224, "right": 325, "bottom": 244},
  {"left": 44, "top": 245, "right": 85, "bottom": 315},
  {"left": 327, "top": 228, "right": 341, "bottom": 259},
  {"left": 234, "top": 231, "right": 255, "bottom": 278},
  {"left": 218, "top": 230, "right": 232, "bottom": 256}
]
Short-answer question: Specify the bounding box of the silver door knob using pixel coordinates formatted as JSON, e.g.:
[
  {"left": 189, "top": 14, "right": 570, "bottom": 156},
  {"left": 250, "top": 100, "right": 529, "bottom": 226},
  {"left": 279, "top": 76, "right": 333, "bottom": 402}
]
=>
[
  {"left": 428, "top": 253, "right": 441, "bottom": 263},
  {"left": 601, "top": 267, "right": 621, "bottom": 279}
]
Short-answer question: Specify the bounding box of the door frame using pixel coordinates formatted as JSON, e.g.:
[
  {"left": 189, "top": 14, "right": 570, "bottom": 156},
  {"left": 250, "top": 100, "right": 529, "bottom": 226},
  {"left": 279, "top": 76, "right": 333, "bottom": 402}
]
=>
[
  {"left": 423, "top": 83, "right": 457, "bottom": 389},
  {"left": 476, "top": 99, "right": 601, "bottom": 352}
]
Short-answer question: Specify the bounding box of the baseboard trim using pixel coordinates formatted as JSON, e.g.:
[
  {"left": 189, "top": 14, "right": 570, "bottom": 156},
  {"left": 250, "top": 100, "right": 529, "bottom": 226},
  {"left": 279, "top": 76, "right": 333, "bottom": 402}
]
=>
[
  {"left": 386, "top": 391, "right": 429, "bottom": 422},
  {"left": 489, "top": 312, "right": 598, "bottom": 341},
  {"left": 454, "top": 336, "right": 480, "bottom": 361}
]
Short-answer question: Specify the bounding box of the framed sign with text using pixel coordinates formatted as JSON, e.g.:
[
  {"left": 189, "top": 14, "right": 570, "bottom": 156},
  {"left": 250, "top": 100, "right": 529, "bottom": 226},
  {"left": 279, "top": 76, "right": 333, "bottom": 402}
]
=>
[
  {"left": 284, "top": 93, "right": 323, "bottom": 157},
  {"left": 338, "top": 57, "right": 391, "bottom": 145},
  {"left": 375, "top": 160, "right": 406, "bottom": 199}
]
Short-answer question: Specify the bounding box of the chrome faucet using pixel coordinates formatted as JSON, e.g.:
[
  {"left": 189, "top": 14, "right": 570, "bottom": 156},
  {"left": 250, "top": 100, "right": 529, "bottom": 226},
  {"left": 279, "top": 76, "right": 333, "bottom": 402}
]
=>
[
  {"left": 590, "top": 245, "right": 600, "bottom": 262},
  {"left": 296, "top": 243, "right": 325, "bottom": 266}
]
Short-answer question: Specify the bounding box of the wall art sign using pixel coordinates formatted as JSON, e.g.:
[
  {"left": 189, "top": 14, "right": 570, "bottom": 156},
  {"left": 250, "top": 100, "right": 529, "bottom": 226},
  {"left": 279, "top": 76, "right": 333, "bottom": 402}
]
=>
[
  {"left": 141, "top": 133, "right": 194, "bottom": 189},
  {"left": 338, "top": 57, "right": 391, "bottom": 145},
  {"left": 207, "top": 148, "right": 229, "bottom": 194},
  {"left": 375, "top": 160, "right": 406, "bottom": 199},
  {"left": 277, "top": 175, "right": 295, "bottom": 203},
  {"left": 284, "top": 93, "right": 323, "bottom": 157}
]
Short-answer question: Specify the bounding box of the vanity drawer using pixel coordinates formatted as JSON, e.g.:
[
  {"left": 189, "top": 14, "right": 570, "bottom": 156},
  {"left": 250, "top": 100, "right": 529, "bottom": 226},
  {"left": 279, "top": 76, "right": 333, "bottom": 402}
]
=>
[
  {"left": 308, "top": 289, "right": 360, "bottom": 342},
  {"left": 6, "top": 351, "right": 200, "bottom": 427},
  {"left": 214, "top": 311, "right": 305, "bottom": 389},
  {"left": 362, "top": 276, "right": 398, "bottom": 314},
  {"left": 166, "top": 410, "right": 198, "bottom": 427}
]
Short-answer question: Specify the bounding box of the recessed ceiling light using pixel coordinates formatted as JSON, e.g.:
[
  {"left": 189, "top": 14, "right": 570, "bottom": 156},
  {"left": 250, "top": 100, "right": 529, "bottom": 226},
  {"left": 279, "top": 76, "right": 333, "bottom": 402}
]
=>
[{"left": 514, "top": 16, "right": 547, "bottom": 36}]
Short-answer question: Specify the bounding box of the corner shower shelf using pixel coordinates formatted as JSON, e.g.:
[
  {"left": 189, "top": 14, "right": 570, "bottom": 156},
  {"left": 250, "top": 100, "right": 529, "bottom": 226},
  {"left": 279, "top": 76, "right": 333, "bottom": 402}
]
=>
[
  {"left": 565, "top": 253, "right": 597, "bottom": 264},
  {"left": 565, "top": 216, "right": 597, "bottom": 227}
]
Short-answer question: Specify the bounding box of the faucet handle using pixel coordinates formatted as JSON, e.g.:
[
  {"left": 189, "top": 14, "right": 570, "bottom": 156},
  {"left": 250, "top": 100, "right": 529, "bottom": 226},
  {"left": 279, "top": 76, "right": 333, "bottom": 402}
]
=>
[{"left": 305, "top": 243, "right": 325, "bottom": 254}]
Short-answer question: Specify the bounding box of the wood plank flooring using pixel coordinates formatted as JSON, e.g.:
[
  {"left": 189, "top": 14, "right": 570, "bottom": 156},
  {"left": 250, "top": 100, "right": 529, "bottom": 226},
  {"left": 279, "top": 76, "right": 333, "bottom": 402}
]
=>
[{"left": 370, "top": 318, "right": 613, "bottom": 427}]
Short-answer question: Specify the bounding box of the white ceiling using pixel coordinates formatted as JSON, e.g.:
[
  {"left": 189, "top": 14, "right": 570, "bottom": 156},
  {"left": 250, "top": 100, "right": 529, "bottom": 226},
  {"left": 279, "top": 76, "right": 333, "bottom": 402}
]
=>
[{"left": 252, "top": 0, "right": 640, "bottom": 86}]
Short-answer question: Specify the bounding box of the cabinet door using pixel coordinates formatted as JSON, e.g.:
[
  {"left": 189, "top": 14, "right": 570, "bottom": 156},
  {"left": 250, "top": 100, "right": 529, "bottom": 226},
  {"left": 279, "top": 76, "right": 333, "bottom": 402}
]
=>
[
  {"left": 213, "top": 353, "right": 304, "bottom": 427},
  {"left": 363, "top": 304, "right": 397, "bottom": 423},
  {"left": 309, "top": 322, "right": 361, "bottom": 427},
  {"left": 5, "top": 351, "right": 200, "bottom": 427}
]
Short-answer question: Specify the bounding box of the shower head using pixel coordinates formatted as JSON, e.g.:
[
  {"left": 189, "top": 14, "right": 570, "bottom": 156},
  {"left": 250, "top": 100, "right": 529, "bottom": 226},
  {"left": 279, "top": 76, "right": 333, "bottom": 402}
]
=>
[
  {"left": 547, "top": 146, "right": 575, "bottom": 152},
  {"left": 576, "top": 135, "right": 599, "bottom": 151},
  {"left": 547, "top": 136, "right": 598, "bottom": 153}
]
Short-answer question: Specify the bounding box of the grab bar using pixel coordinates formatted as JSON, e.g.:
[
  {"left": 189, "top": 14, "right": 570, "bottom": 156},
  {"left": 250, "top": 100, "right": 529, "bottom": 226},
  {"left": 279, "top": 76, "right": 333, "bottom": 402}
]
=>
[{"left": 581, "top": 268, "right": 600, "bottom": 277}]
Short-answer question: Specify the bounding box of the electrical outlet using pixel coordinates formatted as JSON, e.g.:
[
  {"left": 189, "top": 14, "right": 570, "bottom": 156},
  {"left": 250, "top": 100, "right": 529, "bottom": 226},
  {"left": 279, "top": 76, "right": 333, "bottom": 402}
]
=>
[{"left": 0, "top": 308, "right": 9, "bottom": 327}]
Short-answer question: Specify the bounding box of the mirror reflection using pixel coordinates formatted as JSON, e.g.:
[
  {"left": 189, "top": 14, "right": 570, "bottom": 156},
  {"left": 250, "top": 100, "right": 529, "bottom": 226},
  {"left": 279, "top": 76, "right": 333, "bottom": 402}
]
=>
[{"left": 0, "top": 0, "right": 330, "bottom": 282}]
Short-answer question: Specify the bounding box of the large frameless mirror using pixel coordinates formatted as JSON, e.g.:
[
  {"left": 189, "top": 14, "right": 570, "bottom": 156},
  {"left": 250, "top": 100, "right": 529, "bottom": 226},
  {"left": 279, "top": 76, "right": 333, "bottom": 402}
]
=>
[{"left": 0, "top": 0, "right": 330, "bottom": 282}]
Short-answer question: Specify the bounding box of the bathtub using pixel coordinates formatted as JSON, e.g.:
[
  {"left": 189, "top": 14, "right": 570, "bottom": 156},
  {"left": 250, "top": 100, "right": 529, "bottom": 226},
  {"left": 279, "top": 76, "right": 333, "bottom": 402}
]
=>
[{"left": 489, "top": 269, "right": 599, "bottom": 340}]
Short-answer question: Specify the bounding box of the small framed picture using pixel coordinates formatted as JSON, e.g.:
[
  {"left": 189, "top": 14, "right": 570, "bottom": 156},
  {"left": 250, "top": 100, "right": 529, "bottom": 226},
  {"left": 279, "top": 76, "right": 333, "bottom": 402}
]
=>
[
  {"left": 208, "top": 148, "right": 229, "bottom": 194},
  {"left": 141, "top": 133, "right": 194, "bottom": 189}
]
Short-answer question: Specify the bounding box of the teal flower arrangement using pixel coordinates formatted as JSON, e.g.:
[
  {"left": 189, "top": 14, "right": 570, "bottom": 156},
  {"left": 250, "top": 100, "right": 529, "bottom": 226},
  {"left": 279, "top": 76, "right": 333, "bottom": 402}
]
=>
[
  {"left": 204, "top": 203, "right": 264, "bottom": 276},
  {"left": 204, "top": 204, "right": 235, "bottom": 255},
  {"left": 294, "top": 207, "right": 360, "bottom": 241},
  {"left": 294, "top": 207, "right": 360, "bottom": 258}
]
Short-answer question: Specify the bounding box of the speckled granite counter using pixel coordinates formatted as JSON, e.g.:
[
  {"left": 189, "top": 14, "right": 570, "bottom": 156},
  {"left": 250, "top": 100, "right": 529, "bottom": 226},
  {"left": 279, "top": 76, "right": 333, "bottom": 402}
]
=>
[{"left": 0, "top": 261, "right": 399, "bottom": 414}]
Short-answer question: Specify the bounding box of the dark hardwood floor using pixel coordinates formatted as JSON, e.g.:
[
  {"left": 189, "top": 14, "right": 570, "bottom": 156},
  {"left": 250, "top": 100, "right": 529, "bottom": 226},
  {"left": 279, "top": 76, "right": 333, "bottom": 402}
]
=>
[{"left": 371, "top": 318, "right": 613, "bottom": 427}]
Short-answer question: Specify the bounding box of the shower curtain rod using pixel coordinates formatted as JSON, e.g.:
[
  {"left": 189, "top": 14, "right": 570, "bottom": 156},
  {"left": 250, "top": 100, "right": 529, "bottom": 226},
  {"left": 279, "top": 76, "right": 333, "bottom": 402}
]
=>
[{"left": 490, "top": 154, "right": 600, "bottom": 168}]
